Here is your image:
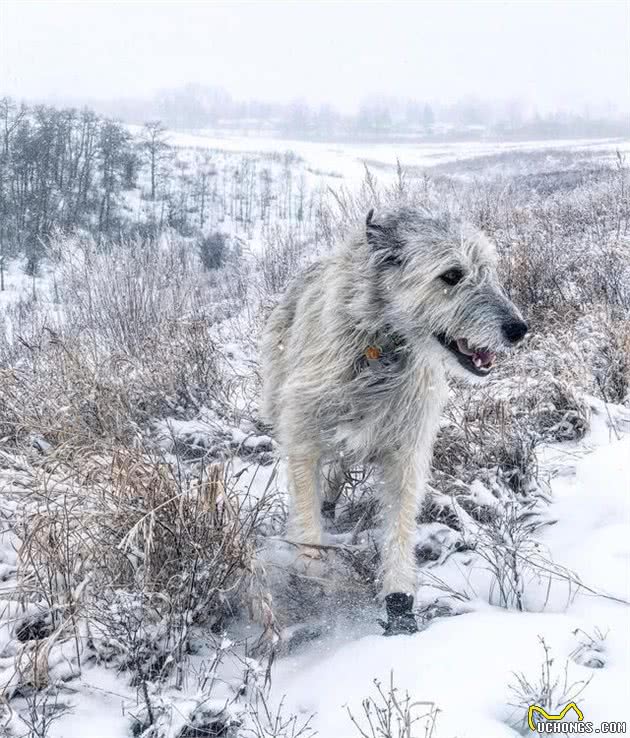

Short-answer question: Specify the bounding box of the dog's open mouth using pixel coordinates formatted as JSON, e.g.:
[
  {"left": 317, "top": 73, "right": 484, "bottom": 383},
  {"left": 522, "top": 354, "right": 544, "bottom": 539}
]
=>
[{"left": 435, "top": 334, "right": 497, "bottom": 376}]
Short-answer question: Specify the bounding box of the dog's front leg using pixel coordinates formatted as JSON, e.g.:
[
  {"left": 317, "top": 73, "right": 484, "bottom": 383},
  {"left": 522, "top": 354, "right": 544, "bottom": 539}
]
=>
[
  {"left": 379, "top": 444, "right": 432, "bottom": 635},
  {"left": 287, "top": 447, "right": 323, "bottom": 552}
]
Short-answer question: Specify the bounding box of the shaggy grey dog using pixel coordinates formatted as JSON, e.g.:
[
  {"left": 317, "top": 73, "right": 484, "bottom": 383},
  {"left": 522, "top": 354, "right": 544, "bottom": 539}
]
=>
[{"left": 260, "top": 206, "right": 527, "bottom": 634}]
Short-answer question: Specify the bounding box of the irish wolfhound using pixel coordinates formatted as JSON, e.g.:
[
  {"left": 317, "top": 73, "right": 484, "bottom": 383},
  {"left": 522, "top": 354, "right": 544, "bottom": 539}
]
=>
[{"left": 260, "top": 206, "right": 527, "bottom": 635}]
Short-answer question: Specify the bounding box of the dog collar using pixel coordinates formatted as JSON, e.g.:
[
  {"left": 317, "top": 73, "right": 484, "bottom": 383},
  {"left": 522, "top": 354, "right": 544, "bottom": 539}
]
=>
[
  {"left": 365, "top": 328, "right": 406, "bottom": 359},
  {"left": 364, "top": 345, "right": 382, "bottom": 360}
]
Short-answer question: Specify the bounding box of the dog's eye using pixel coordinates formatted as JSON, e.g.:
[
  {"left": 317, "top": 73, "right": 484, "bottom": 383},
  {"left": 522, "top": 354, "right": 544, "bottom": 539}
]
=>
[{"left": 439, "top": 268, "right": 465, "bottom": 286}]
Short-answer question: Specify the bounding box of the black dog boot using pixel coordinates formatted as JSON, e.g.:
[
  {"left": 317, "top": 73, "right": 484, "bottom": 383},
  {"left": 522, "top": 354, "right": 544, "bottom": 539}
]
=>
[{"left": 379, "top": 593, "right": 419, "bottom": 636}]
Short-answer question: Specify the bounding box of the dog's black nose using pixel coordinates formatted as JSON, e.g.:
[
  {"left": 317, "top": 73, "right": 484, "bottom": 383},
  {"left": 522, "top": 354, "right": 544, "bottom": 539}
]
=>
[{"left": 503, "top": 319, "right": 528, "bottom": 344}]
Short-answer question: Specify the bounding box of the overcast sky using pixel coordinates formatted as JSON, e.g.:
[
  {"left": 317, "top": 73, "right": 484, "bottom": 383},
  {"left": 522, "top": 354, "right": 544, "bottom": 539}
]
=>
[{"left": 1, "top": 0, "right": 628, "bottom": 113}]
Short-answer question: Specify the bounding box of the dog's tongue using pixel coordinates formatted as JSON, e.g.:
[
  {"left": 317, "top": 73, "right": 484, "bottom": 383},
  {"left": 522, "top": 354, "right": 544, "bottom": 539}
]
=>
[
  {"left": 455, "top": 339, "right": 496, "bottom": 370},
  {"left": 472, "top": 349, "right": 495, "bottom": 369}
]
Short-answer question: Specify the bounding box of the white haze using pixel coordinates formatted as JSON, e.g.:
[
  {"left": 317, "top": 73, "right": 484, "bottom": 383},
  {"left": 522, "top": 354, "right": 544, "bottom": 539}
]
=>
[{"left": 0, "top": 0, "right": 628, "bottom": 115}]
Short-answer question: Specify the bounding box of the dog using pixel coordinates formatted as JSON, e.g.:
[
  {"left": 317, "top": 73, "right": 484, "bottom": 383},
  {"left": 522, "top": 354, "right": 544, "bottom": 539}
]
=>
[{"left": 260, "top": 205, "right": 527, "bottom": 634}]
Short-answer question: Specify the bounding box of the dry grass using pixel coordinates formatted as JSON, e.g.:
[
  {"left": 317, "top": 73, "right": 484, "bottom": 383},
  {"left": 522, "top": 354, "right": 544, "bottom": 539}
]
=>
[{"left": 3, "top": 448, "right": 281, "bottom": 708}]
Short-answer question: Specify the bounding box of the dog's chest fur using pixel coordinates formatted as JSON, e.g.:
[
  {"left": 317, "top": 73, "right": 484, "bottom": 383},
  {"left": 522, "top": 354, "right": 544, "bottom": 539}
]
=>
[{"left": 326, "top": 332, "right": 446, "bottom": 462}]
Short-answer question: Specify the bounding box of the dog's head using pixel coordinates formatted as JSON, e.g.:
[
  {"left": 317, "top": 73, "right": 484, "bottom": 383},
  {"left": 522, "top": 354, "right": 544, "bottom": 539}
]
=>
[{"left": 364, "top": 206, "right": 527, "bottom": 379}]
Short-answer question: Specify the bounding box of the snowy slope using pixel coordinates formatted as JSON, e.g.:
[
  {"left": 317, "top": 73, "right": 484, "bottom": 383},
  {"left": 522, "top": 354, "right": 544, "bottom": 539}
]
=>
[
  {"left": 33, "top": 413, "right": 626, "bottom": 738},
  {"left": 269, "top": 408, "right": 630, "bottom": 738}
]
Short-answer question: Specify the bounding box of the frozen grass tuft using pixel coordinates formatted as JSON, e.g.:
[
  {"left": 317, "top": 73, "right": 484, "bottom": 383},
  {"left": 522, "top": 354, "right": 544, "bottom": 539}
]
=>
[
  {"left": 508, "top": 637, "right": 592, "bottom": 736},
  {"left": 346, "top": 673, "right": 440, "bottom": 738}
]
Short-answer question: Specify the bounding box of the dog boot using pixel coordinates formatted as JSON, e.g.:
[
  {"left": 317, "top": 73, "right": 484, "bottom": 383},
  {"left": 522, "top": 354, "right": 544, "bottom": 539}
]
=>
[{"left": 379, "top": 593, "right": 419, "bottom": 636}]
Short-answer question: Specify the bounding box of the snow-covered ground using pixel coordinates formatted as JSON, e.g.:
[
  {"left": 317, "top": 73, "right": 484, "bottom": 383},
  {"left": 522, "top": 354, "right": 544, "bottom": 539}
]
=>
[
  {"left": 1, "top": 135, "right": 629, "bottom": 738},
  {"left": 271, "top": 403, "right": 630, "bottom": 738},
  {"left": 0, "top": 398, "right": 622, "bottom": 738}
]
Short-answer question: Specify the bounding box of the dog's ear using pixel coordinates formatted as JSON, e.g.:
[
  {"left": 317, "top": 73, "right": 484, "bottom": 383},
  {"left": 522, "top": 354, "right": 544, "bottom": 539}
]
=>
[{"left": 365, "top": 209, "right": 403, "bottom": 266}]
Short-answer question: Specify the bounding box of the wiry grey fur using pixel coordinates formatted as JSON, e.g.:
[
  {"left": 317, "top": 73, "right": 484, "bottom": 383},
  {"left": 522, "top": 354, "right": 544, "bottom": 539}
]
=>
[{"left": 261, "top": 205, "right": 526, "bottom": 600}]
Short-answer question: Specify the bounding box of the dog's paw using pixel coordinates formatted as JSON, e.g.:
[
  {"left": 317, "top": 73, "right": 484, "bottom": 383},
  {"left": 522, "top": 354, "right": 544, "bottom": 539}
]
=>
[
  {"left": 296, "top": 544, "right": 324, "bottom": 562},
  {"left": 378, "top": 613, "right": 419, "bottom": 636},
  {"left": 291, "top": 544, "right": 327, "bottom": 579},
  {"left": 379, "top": 592, "right": 419, "bottom": 636}
]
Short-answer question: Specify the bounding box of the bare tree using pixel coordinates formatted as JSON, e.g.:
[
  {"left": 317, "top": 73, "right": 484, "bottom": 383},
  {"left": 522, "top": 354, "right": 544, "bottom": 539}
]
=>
[
  {"left": 140, "top": 120, "right": 170, "bottom": 201},
  {"left": 0, "top": 96, "right": 27, "bottom": 156}
]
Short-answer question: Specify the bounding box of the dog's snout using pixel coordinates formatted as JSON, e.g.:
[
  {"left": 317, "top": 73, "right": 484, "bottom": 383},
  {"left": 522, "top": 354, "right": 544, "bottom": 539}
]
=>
[{"left": 503, "top": 319, "right": 528, "bottom": 344}]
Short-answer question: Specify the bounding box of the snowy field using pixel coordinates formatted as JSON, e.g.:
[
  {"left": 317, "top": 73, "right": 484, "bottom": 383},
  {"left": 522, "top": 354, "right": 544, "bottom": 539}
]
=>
[
  {"left": 270, "top": 405, "right": 630, "bottom": 738},
  {"left": 166, "top": 129, "right": 630, "bottom": 182},
  {"left": 0, "top": 133, "right": 629, "bottom": 738}
]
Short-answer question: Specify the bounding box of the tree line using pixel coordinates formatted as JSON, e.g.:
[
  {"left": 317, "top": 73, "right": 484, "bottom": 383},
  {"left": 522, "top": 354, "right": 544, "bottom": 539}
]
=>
[
  {"left": 0, "top": 97, "right": 322, "bottom": 286},
  {"left": 0, "top": 98, "right": 174, "bottom": 275},
  {"left": 88, "top": 84, "right": 628, "bottom": 141}
]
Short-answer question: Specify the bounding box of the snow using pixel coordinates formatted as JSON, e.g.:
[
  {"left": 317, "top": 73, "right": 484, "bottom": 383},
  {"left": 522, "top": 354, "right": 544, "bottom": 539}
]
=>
[
  {"left": 541, "top": 434, "right": 630, "bottom": 607},
  {"left": 159, "top": 129, "right": 630, "bottom": 183},
  {"left": 98, "top": 394, "right": 629, "bottom": 738},
  {"left": 0, "top": 258, "right": 38, "bottom": 309},
  {"left": 50, "top": 667, "right": 135, "bottom": 738},
  {"left": 266, "top": 415, "right": 630, "bottom": 738}
]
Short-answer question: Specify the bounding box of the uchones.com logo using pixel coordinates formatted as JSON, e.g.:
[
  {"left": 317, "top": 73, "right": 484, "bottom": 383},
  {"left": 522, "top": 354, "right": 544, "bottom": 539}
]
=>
[{"left": 527, "top": 703, "right": 626, "bottom": 734}]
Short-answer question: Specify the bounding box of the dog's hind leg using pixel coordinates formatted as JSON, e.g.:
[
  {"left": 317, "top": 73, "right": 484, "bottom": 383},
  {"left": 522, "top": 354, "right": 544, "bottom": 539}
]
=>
[
  {"left": 287, "top": 447, "right": 323, "bottom": 552},
  {"left": 320, "top": 460, "right": 345, "bottom": 522}
]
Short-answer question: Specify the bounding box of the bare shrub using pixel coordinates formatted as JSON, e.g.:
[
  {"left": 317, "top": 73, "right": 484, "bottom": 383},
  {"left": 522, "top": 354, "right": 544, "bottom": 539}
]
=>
[
  {"left": 0, "top": 318, "right": 234, "bottom": 448},
  {"left": 53, "top": 236, "right": 195, "bottom": 356},
  {"left": 595, "top": 316, "right": 630, "bottom": 404},
  {"left": 244, "top": 693, "right": 315, "bottom": 738},
  {"left": 470, "top": 500, "right": 571, "bottom": 611},
  {"left": 0, "top": 237, "right": 248, "bottom": 450},
  {"left": 509, "top": 637, "right": 592, "bottom": 735},
  {"left": 129, "top": 691, "right": 242, "bottom": 738},
  {"left": 8, "top": 686, "right": 70, "bottom": 738},
  {"left": 433, "top": 387, "right": 544, "bottom": 501},
  {"left": 256, "top": 227, "right": 319, "bottom": 298},
  {"left": 347, "top": 673, "right": 440, "bottom": 738}
]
